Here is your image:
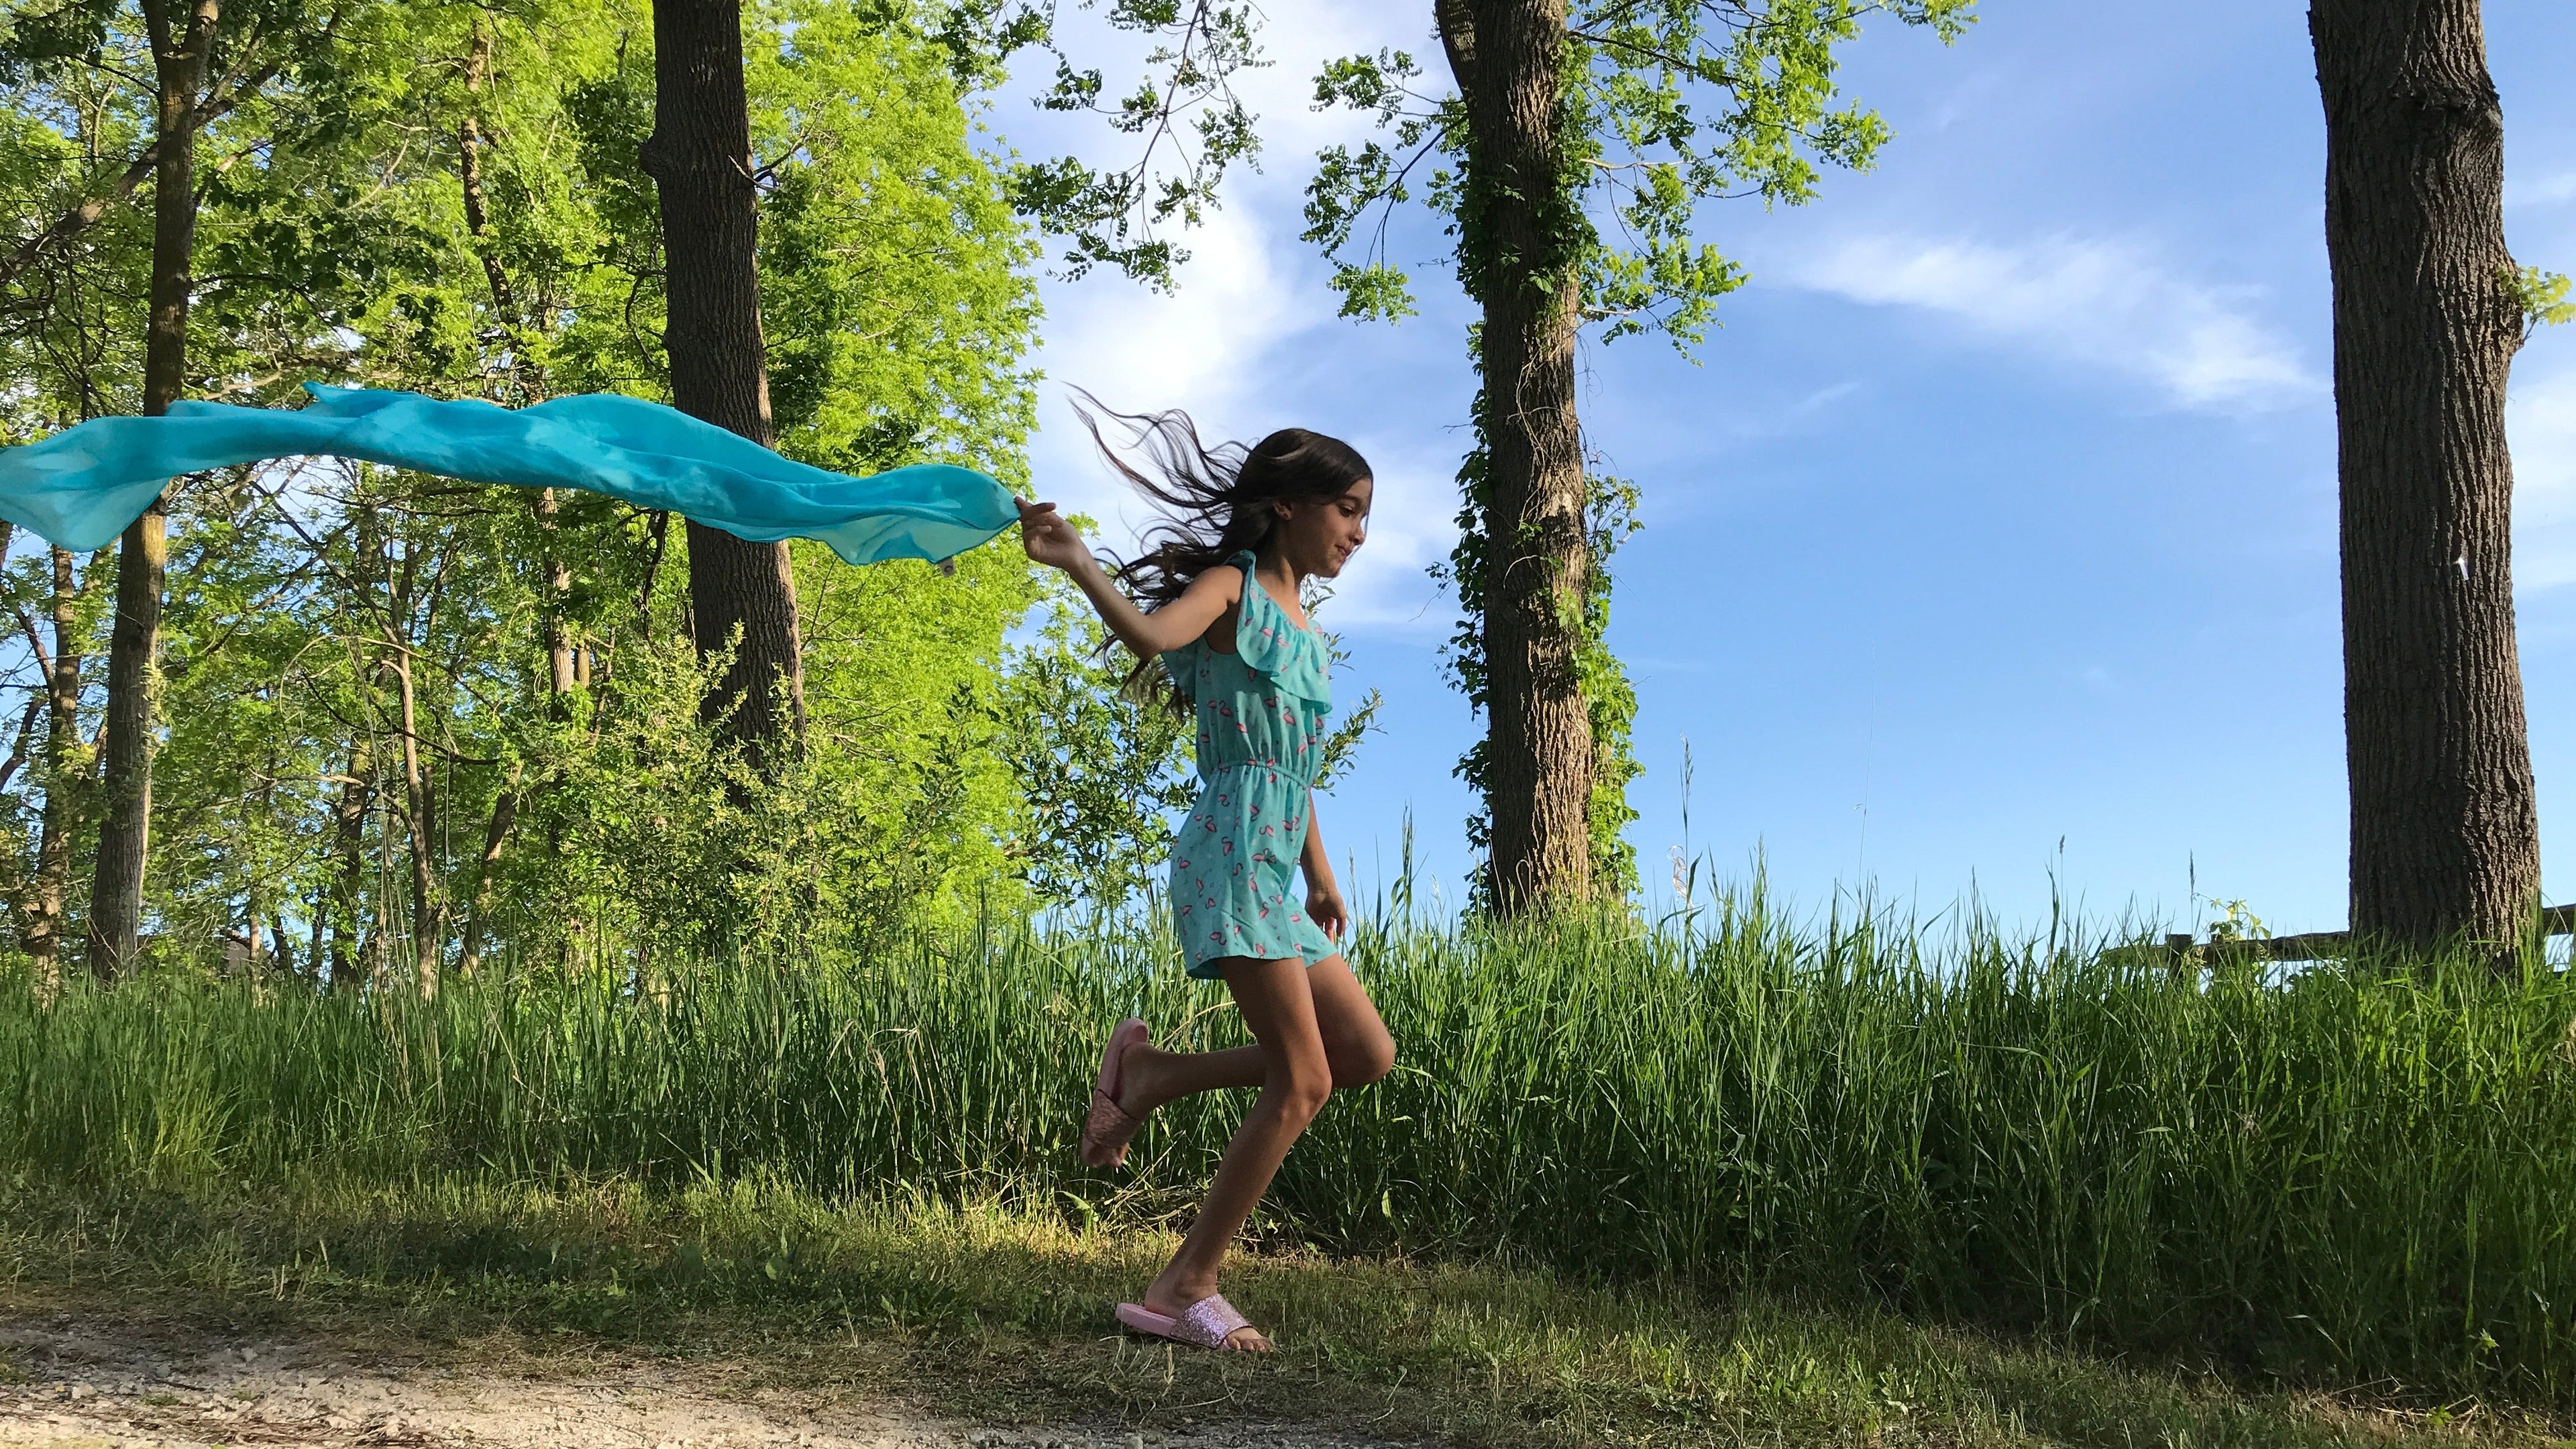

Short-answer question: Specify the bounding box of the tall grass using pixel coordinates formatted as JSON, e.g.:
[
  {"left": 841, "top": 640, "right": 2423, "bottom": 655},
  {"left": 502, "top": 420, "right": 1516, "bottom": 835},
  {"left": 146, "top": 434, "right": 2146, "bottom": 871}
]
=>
[{"left": 3, "top": 892, "right": 2572, "bottom": 1408}]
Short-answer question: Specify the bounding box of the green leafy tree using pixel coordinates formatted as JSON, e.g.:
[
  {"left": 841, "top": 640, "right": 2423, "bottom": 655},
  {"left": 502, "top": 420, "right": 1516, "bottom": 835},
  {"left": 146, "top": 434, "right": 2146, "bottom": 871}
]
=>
[
  {"left": 1303, "top": 0, "right": 1972, "bottom": 912},
  {"left": 1, "top": 0, "right": 1075, "bottom": 978}
]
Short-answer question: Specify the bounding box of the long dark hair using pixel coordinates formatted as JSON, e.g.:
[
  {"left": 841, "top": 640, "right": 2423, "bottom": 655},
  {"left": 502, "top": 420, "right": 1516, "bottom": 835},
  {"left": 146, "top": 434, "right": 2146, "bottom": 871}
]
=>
[{"left": 1072, "top": 389, "right": 1374, "bottom": 614}]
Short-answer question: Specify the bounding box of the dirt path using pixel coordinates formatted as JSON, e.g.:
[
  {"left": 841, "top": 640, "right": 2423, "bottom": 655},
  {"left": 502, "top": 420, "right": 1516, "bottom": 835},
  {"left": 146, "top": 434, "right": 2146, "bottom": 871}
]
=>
[{"left": 0, "top": 1313, "right": 1406, "bottom": 1449}]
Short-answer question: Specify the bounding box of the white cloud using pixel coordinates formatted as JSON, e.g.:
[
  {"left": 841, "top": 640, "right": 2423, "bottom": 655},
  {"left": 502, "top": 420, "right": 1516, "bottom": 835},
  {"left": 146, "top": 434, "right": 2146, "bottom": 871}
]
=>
[
  {"left": 1788, "top": 234, "right": 2317, "bottom": 412},
  {"left": 2512, "top": 364, "right": 2576, "bottom": 590}
]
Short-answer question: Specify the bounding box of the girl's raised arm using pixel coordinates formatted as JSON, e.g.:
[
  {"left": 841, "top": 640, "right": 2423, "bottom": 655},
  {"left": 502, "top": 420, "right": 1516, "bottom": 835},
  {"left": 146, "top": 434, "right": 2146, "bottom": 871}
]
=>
[{"left": 1018, "top": 498, "right": 1236, "bottom": 657}]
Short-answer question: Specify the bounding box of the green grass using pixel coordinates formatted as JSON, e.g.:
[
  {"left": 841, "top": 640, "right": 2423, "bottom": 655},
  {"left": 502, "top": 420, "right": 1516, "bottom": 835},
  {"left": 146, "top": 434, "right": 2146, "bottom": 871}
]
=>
[
  {"left": 0, "top": 1173, "right": 2553, "bottom": 1448},
  {"left": 3, "top": 894, "right": 2573, "bottom": 1416}
]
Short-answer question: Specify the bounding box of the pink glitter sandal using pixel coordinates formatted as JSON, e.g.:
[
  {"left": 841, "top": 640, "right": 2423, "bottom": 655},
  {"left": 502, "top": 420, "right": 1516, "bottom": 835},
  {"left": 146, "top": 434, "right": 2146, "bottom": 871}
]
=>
[
  {"left": 1079, "top": 1017, "right": 1150, "bottom": 1168},
  {"left": 1114, "top": 1293, "right": 1265, "bottom": 1351}
]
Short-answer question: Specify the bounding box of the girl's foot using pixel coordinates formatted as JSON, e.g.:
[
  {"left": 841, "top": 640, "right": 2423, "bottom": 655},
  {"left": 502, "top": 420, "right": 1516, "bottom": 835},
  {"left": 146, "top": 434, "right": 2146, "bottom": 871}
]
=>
[
  {"left": 1080, "top": 1018, "right": 1152, "bottom": 1168},
  {"left": 1141, "top": 1271, "right": 1270, "bottom": 1352},
  {"left": 1119, "top": 1287, "right": 1270, "bottom": 1352}
]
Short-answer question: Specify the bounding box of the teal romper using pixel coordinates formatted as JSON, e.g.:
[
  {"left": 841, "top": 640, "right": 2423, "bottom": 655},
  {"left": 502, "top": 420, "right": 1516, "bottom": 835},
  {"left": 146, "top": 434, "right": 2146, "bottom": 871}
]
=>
[{"left": 1161, "top": 552, "right": 1340, "bottom": 979}]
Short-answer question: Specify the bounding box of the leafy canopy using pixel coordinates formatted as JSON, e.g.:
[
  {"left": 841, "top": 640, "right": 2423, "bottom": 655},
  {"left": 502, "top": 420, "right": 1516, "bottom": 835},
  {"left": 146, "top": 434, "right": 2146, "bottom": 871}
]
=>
[{"left": 1304, "top": 0, "right": 1974, "bottom": 346}]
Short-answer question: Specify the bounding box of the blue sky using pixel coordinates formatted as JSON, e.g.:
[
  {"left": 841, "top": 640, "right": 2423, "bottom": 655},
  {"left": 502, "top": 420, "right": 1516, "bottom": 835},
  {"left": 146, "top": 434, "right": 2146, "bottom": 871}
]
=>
[{"left": 1002, "top": 2, "right": 2576, "bottom": 938}]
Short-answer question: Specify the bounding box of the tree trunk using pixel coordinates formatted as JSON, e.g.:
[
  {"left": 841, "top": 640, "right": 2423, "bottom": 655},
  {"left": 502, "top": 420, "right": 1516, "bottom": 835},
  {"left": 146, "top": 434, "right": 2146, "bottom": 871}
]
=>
[
  {"left": 2311, "top": 0, "right": 2536, "bottom": 957},
  {"left": 1440, "top": 0, "right": 1593, "bottom": 915},
  {"left": 89, "top": 0, "right": 217, "bottom": 977},
  {"left": 455, "top": 774, "right": 518, "bottom": 979},
  {"left": 640, "top": 0, "right": 804, "bottom": 771},
  {"left": 28, "top": 549, "right": 83, "bottom": 971},
  {"left": 457, "top": 15, "right": 520, "bottom": 338},
  {"left": 380, "top": 539, "right": 441, "bottom": 996},
  {"left": 326, "top": 741, "right": 372, "bottom": 990}
]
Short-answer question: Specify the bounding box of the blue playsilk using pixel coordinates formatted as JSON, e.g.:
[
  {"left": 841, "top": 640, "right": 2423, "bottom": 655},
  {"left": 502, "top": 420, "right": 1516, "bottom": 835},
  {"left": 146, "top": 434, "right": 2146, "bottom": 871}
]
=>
[{"left": 0, "top": 384, "right": 1018, "bottom": 564}]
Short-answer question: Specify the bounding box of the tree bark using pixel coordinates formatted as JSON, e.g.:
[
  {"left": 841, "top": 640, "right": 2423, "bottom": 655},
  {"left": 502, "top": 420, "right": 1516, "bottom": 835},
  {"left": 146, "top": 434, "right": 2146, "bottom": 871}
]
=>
[
  {"left": 2312, "top": 0, "right": 2536, "bottom": 957},
  {"left": 28, "top": 549, "right": 83, "bottom": 972},
  {"left": 325, "top": 741, "right": 372, "bottom": 990},
  {"left": 391, "top": 645, "right": 438, "bottom": 994},
  {"left": 455, "top": 773, "right": 518, "bottom": 979},
  {"left": 640, "top": 0, "right": 804, "bottom": 771},
  {"left": 1440, "top": 0, "right": 1593, "bottom": 915},
  {"left": 457, "top": 15, "right": 519, "bottom": 335},
  {"left": 89, "top": 0, "right": 218, "bottom": 977},
  {"left": 378, "top": 537, "right": 441, "bottom": 996}
]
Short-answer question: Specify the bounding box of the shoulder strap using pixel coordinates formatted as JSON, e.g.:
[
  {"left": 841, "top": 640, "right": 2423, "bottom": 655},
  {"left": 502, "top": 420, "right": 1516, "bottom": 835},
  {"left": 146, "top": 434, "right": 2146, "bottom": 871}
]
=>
[
  {"left": 1218, "top": 551, "right": 1331, "bottom": 706},
  {"left": 1228, "top": 551, "right": 1279, "bottom": 625}
]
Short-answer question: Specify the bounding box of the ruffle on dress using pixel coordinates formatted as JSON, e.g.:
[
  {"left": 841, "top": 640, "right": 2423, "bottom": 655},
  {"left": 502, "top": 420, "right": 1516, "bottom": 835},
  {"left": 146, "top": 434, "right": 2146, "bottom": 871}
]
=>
[{"left": 1160, "top": 551, "right": 1332, "bottom": 708}]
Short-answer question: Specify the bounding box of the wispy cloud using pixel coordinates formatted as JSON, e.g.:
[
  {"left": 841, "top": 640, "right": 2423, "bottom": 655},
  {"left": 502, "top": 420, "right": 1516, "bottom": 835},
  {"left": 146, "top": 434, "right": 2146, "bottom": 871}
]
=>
[
  {"left": 1788, "top": 234, "right": 2317, "bottom": 412},
  {"left": 2512, "top": 364, "right": 2576, "bottom": 590},
  {"left": 2507, "top": 168, "right": 2576, "bottom": 209}
]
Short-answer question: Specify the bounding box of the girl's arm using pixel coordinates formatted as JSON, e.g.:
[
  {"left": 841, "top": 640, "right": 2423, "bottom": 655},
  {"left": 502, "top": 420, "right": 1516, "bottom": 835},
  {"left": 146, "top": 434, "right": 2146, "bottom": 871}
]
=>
[
  {"left": 1017, "top": 498, "right": 1234, "bottom": 657},
  {"left": 1301, "top": 800, "right": 1348, "bottom": 942}
]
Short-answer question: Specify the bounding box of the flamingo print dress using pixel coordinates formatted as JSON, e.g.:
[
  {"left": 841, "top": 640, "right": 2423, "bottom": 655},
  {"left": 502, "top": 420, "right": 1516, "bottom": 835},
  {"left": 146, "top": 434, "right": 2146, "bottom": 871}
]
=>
[{"left": 1161, "top": 552, "right": 1338, "bottom": 979}]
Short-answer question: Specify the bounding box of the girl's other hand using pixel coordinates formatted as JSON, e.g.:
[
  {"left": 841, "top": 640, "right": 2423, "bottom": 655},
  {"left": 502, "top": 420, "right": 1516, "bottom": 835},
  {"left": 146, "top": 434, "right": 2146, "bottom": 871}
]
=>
[
  {"left": 1016, "top": 498, "right": 1091, "bottom": 573},
  {"left": 1307, "top": 881, "right": 1348, "bottom": 942}
]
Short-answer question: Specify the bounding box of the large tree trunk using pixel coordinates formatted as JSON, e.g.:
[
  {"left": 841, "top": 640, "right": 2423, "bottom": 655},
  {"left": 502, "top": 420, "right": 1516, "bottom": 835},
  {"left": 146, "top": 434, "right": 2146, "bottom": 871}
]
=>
[
  {"left": 89, "top": 0, "right": 218, "bottom": 977},
  {"left": 28, "top": 548, "right": 83, "bottom": 972},
  {"left": 1439, "top": 0, "right": 1593, "bottom": 915},
  {"left": 2312, "top": 0, "right": 2536, "bottom": 957},
  {"left": 639, "top": 0, "right": 804, "bottom": 771},
  {"left": 639, "top": 0, "right": 798, "bottom": 773}
]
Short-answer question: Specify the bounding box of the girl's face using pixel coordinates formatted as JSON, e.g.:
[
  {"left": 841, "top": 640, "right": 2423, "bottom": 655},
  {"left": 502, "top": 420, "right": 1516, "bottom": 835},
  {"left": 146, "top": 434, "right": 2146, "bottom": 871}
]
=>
[{"left": 1275, "top": 478, "right": 1374, "bottom": 580}]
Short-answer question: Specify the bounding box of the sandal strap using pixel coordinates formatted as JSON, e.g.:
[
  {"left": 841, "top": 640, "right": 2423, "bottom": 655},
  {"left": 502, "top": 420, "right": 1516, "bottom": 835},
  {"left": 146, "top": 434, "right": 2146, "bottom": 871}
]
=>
[
  {"left": 1083, "top": 1089, "right": 1143, "bottom": 1155},
  {"left": 1176, "top": 1293, "right": 1253, "bottom": 1350}
]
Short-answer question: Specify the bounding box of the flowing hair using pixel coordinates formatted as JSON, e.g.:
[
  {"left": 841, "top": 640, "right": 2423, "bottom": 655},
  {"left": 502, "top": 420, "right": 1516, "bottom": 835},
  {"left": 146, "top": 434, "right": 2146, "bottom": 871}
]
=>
[{"left": 1069, "top": 389, "right": 1373, "bottom": 700}]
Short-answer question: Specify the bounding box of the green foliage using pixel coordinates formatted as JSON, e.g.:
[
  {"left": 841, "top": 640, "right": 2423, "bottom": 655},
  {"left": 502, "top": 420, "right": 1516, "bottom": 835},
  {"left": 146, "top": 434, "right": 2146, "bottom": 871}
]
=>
[
  {"left": 1307, "top": 1, "right": 1971, "bottom": 902},
  {"left": 1305, "top": 0, "right": 1972, "bottom": 341},
  {"left": 5, "top": 903, "right": 2576, "bottom": 1411},
  {"left": 1003, "top": 0, "right": 1266, "bottom": 288},
  {"left": 990, "top": 598, "right": 1197, "bottom": 909},
  {"left": 755, "top": 0, "right": 1041, "bottom": 478},
  {"left": 0, "top": 0, "right": 1082, "bottom": 973},
  {"left": 2515, "top": 264, "right": 2576, "bottom": 339}
]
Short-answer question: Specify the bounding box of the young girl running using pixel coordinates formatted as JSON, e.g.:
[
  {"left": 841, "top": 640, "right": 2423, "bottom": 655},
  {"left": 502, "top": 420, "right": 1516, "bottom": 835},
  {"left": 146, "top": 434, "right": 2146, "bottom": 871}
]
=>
[{"left": 1015, "top": 404, "right": 1395, "bottom": 1355}]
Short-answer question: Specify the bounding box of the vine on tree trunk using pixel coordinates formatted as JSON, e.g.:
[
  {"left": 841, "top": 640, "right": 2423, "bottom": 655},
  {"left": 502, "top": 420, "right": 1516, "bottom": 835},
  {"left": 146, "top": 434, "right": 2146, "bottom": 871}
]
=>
[{"left": 1435, "top": 379, "right": 1642, "bottom": 909}]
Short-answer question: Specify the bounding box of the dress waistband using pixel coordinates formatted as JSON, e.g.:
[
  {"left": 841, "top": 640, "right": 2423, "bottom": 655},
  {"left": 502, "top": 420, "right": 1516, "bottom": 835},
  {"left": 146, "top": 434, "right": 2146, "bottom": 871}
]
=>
[{"left": 1197, "top": 759, "right": 1317, "bottom": 783}]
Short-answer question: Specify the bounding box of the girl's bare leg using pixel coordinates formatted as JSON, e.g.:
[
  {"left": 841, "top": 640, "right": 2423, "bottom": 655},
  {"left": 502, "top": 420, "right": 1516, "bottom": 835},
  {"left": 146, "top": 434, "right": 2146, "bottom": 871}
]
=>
[
  {"left": 1118, "top": 953, "right": 1393, "bottom": 1113},
  {"left": 1134, "top": 954, "right": 1336, "bottom": 1350}
]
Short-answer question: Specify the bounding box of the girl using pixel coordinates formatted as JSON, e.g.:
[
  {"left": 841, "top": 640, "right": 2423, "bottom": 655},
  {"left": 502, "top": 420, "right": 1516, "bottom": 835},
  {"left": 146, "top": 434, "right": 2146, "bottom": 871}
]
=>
[{"left": 1015, "top": 403, "right": 1396, "bottom": 1354}]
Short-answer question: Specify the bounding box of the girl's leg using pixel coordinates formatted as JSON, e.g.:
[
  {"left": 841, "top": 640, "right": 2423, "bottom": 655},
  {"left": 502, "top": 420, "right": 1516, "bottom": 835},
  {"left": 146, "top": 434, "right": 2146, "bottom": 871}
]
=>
[
  {"left": 1118, "top": 953, "right": 1395, "bottom": 1114},
  {"left": 1137, "top": 954, "right": 1335, "bottom": 1350}
]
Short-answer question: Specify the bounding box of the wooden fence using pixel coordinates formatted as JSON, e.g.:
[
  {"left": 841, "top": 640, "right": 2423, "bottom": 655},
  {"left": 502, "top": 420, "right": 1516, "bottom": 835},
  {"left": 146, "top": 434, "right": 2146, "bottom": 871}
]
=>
[{"left": 2148, "top": 903, "right": 2576, "bottom": 966}]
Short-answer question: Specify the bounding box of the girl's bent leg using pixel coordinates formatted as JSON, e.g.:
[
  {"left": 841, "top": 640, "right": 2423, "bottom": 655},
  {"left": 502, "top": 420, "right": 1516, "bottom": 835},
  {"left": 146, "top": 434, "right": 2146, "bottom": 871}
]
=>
[
  {"left": 1142, "top": 955, "right": 1334, "bottom": 1351},
  {"left": 1119, "top": 953, "right": 1395, "bottom": 1113}
]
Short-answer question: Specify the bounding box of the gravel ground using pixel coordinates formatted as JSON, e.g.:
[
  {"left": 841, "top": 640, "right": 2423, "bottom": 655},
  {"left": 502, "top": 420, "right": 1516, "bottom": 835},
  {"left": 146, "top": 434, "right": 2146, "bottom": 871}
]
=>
[{"left": 0, "top": 1313, "right": 1417, "bottom": 1449}]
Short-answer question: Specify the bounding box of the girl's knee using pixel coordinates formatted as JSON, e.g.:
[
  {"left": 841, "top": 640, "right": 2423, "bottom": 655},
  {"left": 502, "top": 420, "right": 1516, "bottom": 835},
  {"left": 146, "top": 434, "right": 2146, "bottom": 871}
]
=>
[
  {"left": 1275, "top": 1071, "right": 1334, "bottom": 1124},
  {"left": 1331, "top": 1030, "right": 1396, "bottom": 1089}
]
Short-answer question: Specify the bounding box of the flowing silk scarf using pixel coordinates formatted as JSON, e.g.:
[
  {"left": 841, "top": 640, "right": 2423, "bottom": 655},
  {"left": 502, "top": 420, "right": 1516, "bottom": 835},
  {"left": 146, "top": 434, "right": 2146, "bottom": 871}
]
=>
[{"left": 0, "top": 384, "right": 1016, "bottom": 564}]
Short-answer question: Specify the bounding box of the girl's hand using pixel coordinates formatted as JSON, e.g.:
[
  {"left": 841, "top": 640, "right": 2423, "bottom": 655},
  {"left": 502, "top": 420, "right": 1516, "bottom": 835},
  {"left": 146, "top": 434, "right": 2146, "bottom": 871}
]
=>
[
  {"left": 1017, "top": 498, "right": 1092, "bottom": 574},
  {"left": 1306, "top": 880, "right": 1349, "bottom": 942}
]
